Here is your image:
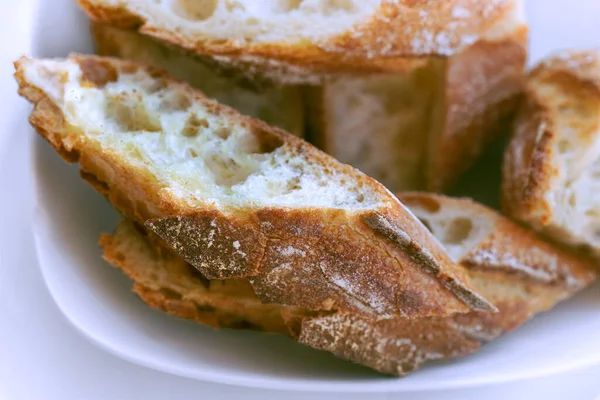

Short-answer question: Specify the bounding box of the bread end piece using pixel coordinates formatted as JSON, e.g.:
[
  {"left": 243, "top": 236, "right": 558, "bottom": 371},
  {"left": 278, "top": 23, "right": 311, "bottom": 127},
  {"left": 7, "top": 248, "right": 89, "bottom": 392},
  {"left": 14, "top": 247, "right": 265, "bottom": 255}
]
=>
[
  {"left": 502, "top": 50, "right": 600, "bottom": 257},
  {"left": 291, "top": 192, "right": 597, "bottom": 375}
]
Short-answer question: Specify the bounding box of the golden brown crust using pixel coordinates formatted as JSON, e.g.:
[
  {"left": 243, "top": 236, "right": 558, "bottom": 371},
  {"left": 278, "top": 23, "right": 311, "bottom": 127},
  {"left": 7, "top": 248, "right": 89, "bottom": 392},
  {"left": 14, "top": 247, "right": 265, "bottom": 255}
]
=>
[
  {"left": 146, "top": 206, "right": 493, "bottom": 316},
  {"left": 290, "top": 193, "right": 597, "bottom": 375},
  {"left": 290, "top": 311, "right": 481, "bottom": 376},
  {"left": 100, "top": 221, "right": 289, "bottom": 333},
  {"left": 100, "top": 192, "right": 597, "bottom": 376},
  {"left": 76, "top": 0, "right": 522, "bottom": 83},
  {"left": 501, "top": 87, "right": 554, "bottom": 223},
  {"left": 362, "top": 211, "right": 493, "bottom": 311},
  {"left": 426, "top": 29, "right": 528, "bottom": 192},
  {"left": 502, "top": 50, "right": 600, "bottom": 229},
  {"left": 15, "top": 54, "right": 493, "bottom": 319}
]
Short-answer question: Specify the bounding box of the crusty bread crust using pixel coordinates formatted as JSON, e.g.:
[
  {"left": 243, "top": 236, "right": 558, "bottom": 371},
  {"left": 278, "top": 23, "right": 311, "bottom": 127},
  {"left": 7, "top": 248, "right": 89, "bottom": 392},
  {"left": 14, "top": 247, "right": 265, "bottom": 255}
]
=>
[
  {"left": 76, "top": 0, "right": 523, "bottom": 83},
  {"left": 100, "top": 220, "right": 289, "bottom": 333},
  {"left": 15, "top": 54, "right": 494, "bottom": 318},
  {"left": 502, "top": 50, "right": 600, "bottom": 249},
  {"left": 100, "top": 193, "right": 597, "bottom": 376},
  {"left": 290, "top": 193, "right": 597, "bottom": 375}
]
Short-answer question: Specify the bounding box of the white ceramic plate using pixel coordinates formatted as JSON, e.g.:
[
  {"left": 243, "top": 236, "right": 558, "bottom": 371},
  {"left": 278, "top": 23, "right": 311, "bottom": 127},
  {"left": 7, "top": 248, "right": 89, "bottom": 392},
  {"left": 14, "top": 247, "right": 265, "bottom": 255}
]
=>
[{"left": 26, "top": 0, "right": 600, "bottom": 393}]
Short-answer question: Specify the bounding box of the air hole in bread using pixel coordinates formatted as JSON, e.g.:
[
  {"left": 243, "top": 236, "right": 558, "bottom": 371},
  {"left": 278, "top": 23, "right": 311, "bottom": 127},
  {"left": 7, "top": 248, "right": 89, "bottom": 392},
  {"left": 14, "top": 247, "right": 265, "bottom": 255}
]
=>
[
  {"left": 286, "top": 176, "right": 301, "bottom": 191},
  {"left": 414, "top": 197, "right": 441, "bottom": 213},
  {"left": 172, "top": 0, "right": 218, "bottom": 21},
  {"left": 445, "top": 218, "right": 473, "bottom": 245},
  {"left": 215, "top": 127, "right": 231, "bottom": 140},
  {"left": 107, "top": 96, "right": 162, "bottom": 132},
  {"left": 568, "top": 193, "right": 576, "bottom": 207},
  {"left": 310, "top": 0, "right": 357, "bottom": 13},
  {"left": 160, "top": 91, "right": 192, "bottom": 112},
  {"left": 147, "top": 78, "right": 169, "bottom": 94},
  {"left": 182, "top": 114, "right": 209, "bottom": 137},
  {"left": 279, "top": 0, "right": 303, "bottom": 11},
  {"left": 78, "top": 59, "right": 118, "bottom": 87},
  {"left": 557, "top": 139, "right": 571, "bottom": 154},
  {"left": 204, "top": 153, "right": 260, "bottom": 187},
  {"left": 251, "top": 127, "right": 285, "bottom": 154}
]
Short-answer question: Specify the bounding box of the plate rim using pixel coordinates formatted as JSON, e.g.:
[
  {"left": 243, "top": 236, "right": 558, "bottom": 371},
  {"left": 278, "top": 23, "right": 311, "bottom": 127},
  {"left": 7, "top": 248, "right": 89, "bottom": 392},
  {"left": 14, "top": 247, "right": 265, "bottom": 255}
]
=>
[
  {"left": 30, "top": 193, "right": 600, "bottom": 392},
  {"left": 20, "top": 0, "right": 600, "bottom": 392}
]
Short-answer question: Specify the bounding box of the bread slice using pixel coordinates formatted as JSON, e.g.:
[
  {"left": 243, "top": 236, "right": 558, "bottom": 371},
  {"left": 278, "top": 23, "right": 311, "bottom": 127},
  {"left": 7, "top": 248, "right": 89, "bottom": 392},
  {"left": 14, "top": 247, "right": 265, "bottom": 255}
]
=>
[
  {"left": 76, "top": 0, "right": 525, "bottom": 84},
  {"left": 100, "top": 220, "right": 289, "bottom": 333},
  {"left": 307, "top": 29, "right": 527, "bottom": 192},
  {"left": 15, "top": 54, "right": 494, "bottom": 318},
  {"left": 502, "top": 50, "right": 600, "bottom": 258},
  {"left": 292, "top": 193, "right": 598, "bottom": 375},
  {"left": 100, "top": 193, "right": 597, "bottom": 376},
  {"left": 91, "top": 23, "right": 304, "bottom": 137}
]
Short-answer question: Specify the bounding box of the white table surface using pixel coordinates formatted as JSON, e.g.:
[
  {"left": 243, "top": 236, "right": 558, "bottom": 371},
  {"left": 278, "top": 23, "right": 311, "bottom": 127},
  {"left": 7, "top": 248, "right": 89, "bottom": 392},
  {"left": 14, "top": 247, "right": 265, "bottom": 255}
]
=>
[{"left": 1, "top": 1, "right": 599, "bottom": 399}]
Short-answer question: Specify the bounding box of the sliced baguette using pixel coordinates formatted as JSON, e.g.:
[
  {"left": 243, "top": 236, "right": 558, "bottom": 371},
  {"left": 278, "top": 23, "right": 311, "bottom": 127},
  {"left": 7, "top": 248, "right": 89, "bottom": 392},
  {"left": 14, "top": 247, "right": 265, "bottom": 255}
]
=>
[
  {"left": 307, "top": 29, "right": 527, "bottom": 192},
  {"left": 15, "top": 54, "right": 493, "bottom": 318},
  {"left": 91, "top": 23, "right": 304, "bottom": 137},
  {"left": 76, "top": 0, "right": 525, "bottom": 84},
  {"left": 502, "top": 50, "right": 600, "bottom": 258},
  {"left": 100, "top": 193, "right": 597, "bottom": 375},
  {"left": 292, "top": 193, "right": 597, "bottom": 375}
]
